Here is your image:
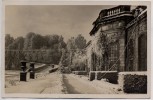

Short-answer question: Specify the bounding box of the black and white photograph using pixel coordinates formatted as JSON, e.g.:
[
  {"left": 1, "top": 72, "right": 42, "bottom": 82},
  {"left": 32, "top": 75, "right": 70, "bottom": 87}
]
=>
[{"left": 1, "top": 0, "right": 151, "bottom": 99}]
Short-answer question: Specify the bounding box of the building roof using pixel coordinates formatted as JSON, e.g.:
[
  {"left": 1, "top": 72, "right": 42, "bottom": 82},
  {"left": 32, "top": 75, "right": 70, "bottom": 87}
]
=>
[
  {"left": 89, "top": 5, "right": 133, "bottom": 36},
  {"left": 89, "top": 12, "right": 133, "bottom": 36}
]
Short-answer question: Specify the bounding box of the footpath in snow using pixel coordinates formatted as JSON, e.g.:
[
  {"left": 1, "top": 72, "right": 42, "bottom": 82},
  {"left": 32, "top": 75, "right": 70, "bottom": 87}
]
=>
[
  {"left": 5, "top": 70, "right": 124, "bottom": 94},
  {"left": 63, "top": 74, "right": 124, "bottom": 94},
  {"left": 5, "top": 70, "right": 65, "bottom": 94}
]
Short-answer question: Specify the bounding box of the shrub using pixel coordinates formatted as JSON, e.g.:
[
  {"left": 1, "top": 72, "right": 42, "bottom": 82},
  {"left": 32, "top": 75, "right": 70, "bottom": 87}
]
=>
[{"left": 118, "top": 72, "right": 147, "bottom": 93}]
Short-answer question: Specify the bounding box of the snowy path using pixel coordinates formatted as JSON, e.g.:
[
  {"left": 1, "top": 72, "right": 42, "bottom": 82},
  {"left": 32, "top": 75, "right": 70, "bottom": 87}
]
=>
[
  {"left": 63, "top": 74, "right": 122, "bottom": 94},
  {"left": 63, "top": 74, "right": 101, "bottom": 94},
  {"left": 5, "top": 66, "right": 123, "bottom": 94},
  {"left": 5, "top": 72, "right": 63, "bottom": 94}
]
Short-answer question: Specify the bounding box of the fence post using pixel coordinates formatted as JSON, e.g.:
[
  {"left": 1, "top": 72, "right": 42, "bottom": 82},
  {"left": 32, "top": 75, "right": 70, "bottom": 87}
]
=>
[
  {"left": 20, "top": 61, "right": 27, "bottom": 81},
  {"left": 30, "top": 62, "right": 35, "bottom": 79}
]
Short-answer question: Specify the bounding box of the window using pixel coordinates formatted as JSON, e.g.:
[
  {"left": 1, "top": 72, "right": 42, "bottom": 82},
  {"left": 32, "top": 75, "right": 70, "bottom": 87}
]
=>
[{"left": 109, "top": 44, "right": 118, "bottom": 64}]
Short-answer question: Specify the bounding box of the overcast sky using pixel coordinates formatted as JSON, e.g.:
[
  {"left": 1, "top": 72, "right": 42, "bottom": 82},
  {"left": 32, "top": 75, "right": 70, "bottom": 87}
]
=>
[{"left": 5, "top": 5, "right": 117, "bottom": 42}]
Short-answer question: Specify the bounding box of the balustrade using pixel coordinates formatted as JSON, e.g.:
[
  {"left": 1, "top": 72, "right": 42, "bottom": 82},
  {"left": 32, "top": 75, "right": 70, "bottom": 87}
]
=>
[{"left": 99, "top": 5, "right": 130, "bottom": 17}]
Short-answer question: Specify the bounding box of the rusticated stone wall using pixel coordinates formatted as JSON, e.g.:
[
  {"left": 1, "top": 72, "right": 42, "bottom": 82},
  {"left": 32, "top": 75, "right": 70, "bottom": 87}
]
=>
[{"left": 126, "top": 11, "right": 147, "bottom": 71}]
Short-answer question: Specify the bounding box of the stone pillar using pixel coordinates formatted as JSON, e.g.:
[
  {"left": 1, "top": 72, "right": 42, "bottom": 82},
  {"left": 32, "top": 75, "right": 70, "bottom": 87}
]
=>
[
  {"left": 30, "top": 62, "right": 35, "bottom": 79},
  {"left": 119, "top": 31, "right": 125, "bottom": 71},
  {"left": 20, "top": 61, "right": 27, "bottom": 81},
  {"left": 134, "top": 29, "right": 139, "bottom": 71}
]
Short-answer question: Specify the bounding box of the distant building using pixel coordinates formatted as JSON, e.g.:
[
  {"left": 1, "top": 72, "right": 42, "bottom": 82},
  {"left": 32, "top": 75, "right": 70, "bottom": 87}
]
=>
[{"left": 87, "top": 5, "right": 147, "bottom": 72}]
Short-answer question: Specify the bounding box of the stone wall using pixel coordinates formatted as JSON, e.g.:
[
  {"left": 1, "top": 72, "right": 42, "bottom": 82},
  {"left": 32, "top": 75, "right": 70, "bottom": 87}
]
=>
[{"left": 126, "top": 10, "right": 147, "bottom": 71}]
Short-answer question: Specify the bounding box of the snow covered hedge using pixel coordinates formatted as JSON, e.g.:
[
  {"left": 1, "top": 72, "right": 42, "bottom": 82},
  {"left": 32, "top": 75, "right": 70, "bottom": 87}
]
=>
[
  {"left": 89, "top": 71, "right": 96, "bottom": 81},
  {"left": 96, "top": 71, "right": 118, "bottom": 84},
  {"left": 118, "top": 72, "right": 147, "bottom": 93},
  {"left": 35, "top": 64, "right": 48, "bottom": 73},
  {"left": 89, "top": 71, "right": 118, "bottom": 83},
  {"left": 49, "top": 67, "right": 58, "bottom": 73},
  {"left": 72, "top": 71, "right": 87, "bottom": 75}
]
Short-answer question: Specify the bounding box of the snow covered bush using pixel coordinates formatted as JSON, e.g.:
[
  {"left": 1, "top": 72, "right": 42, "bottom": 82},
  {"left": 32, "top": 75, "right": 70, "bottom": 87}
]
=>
[{"left": 118, "top": 72, "right": 147, "bottom": 93}]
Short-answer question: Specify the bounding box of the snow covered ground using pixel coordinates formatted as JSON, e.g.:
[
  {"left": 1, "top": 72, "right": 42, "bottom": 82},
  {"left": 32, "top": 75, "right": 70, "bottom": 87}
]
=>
[
  {"left": 75, "top": 74, "right": 124, "bottom": 93},
  {"left": 5, "top": 70, "right": 65, "bottom": 94},
  {"left": 5, "top": 69, "right": 124, "bottom": 94}
]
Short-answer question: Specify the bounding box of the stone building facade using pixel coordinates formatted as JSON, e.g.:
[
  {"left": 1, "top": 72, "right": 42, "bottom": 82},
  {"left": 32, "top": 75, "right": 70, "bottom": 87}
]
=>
[
  {"left": 126, "top": 6, "right": 147, "bottom": 71},
  {"left": 87, "top": 5, "right": 147, "bottom": 72}
]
